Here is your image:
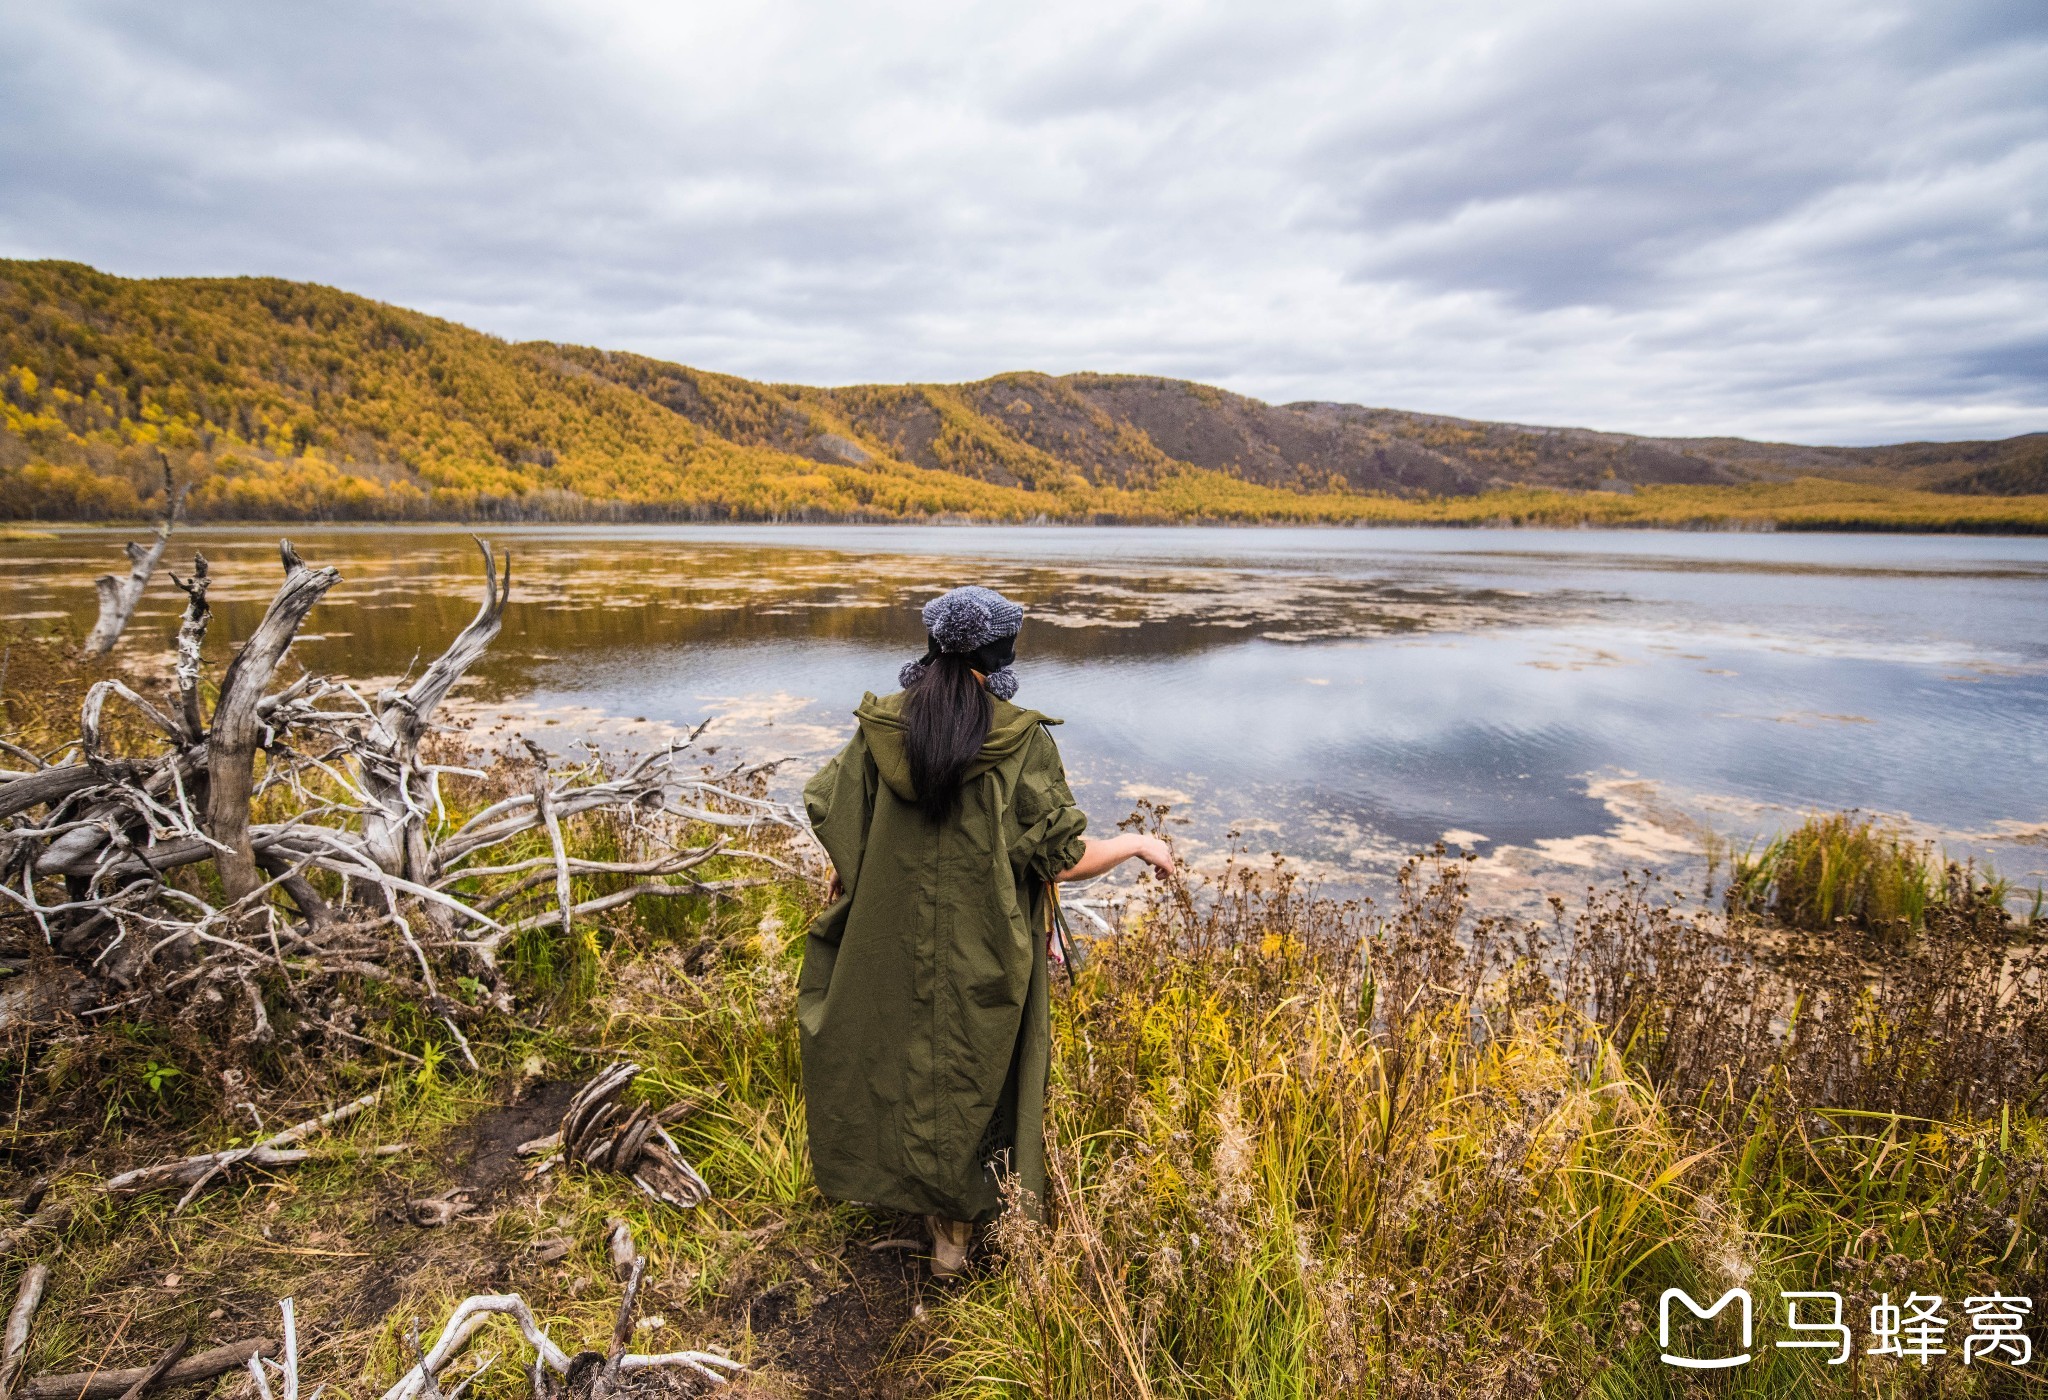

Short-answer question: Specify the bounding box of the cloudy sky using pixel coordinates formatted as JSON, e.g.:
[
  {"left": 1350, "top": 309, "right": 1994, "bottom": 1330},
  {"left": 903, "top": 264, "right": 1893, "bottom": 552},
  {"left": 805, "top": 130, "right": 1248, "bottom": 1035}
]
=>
[{"left": 3, "top": 1, "right": 2044, "bottom": 444}]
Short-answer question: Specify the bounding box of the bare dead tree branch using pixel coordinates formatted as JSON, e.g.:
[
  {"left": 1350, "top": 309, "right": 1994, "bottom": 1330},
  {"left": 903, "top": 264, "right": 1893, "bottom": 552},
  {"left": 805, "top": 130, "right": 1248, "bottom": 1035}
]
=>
[
  {"left": 165, "top": 1090, "right": 386, "bottom": 1213},
  {"left": 23, "top": 1340, "right": 278, "bottom": 1400},
  {"left": 168, "top": 556, "right": 211, "bottom": 743},
  {"left": 6, "top": 536, "right": 797, "bottom": 1075},
  {"left": 589, "top": 1255, "right": 645, "bottom": 1400},
  {"left": 522, "top": 741, "right": 573, "bottom": 943},
  {"left": 208, "top": 542, "right": 341, "bottom": 903},
  {"left": 0, "top": 1262, "right": 48, "bottom": 1400},
  {"left": 377, "top": 1292, "right": 741, "bottom": 1400},
  {"left": 111, "top": 1337, "right": 191, "bottom": 1400},
  {"left": 360, "top": 538, "right": 509, "bottom": 888},
  {"left": 81, "top": 454, "right": 188, "bottom": 659},
  {"left": 490, "top": 876, "right": 767, "bottom": 943},
  {"left": 1, "top": 1094, "right": 399, "bottom": 1262}
]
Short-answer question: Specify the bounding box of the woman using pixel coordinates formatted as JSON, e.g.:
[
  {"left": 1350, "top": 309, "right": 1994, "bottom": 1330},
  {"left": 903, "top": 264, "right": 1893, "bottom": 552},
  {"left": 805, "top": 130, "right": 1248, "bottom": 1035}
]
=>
[{"left": 799, "top": 585, "right": 1173, "bottom": 1277}]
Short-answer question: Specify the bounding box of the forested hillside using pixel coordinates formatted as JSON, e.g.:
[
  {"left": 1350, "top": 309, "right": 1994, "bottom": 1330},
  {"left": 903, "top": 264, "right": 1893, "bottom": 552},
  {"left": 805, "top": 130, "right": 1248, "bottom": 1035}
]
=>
[{"left": 4, "top": 259, "right": 2044, "bottom": 528}]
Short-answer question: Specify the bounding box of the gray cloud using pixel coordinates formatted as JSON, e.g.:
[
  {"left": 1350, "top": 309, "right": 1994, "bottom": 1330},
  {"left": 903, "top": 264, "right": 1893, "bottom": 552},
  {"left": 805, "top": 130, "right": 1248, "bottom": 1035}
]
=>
[{"left": 1, "top": 0, "right": 2043, "bottom": 443}]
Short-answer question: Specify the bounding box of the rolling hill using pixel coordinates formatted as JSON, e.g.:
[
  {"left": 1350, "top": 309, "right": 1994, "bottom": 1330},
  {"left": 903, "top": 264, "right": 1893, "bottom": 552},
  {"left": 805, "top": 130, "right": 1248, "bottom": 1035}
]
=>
[{"left": 3, "top": 259, "right": 2043, "bottom": 530}]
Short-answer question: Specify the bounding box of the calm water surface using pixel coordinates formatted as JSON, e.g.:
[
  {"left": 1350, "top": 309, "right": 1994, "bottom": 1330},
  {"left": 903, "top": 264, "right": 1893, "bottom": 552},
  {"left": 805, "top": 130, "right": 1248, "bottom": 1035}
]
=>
[{"left": 5, "top": 525, "right": 2044, "bottom": 900}]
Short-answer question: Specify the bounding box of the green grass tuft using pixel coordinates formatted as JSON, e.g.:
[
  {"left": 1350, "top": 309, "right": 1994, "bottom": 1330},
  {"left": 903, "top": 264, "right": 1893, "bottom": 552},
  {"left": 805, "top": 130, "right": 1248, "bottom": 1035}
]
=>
[{"left": 1727, "top": 810, "right": 2028, "bottom": 938}]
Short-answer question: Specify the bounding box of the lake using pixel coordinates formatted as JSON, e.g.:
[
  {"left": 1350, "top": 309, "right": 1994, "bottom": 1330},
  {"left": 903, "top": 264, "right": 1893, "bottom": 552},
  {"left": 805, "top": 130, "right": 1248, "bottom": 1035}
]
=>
[{"left": 6, "top": 524, "right": 2045, "bottom": 907}]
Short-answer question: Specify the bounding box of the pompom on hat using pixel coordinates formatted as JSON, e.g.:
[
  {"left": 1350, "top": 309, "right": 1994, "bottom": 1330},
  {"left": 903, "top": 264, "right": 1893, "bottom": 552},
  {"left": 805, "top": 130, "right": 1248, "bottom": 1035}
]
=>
[{"left": 899, "top": 585, "right": 1025, "bottom": 700}]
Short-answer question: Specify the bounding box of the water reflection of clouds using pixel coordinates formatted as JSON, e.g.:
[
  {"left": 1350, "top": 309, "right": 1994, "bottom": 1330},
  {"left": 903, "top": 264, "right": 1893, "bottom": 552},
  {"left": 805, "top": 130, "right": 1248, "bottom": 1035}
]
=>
[{"left": 6, "top": 526, "right": 2046, "bottom": 900}]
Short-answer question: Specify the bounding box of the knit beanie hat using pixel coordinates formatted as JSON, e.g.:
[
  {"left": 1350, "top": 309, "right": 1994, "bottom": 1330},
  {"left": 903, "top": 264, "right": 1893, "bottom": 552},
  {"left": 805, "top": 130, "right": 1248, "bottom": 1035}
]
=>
[{"left": 898, "top": 585, "right": 1025, "bottom": 700}]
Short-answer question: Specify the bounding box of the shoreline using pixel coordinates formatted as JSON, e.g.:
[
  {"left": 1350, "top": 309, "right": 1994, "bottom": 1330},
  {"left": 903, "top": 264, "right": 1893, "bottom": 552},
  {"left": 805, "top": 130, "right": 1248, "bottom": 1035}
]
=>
[{"left": 10, "top": 512, "right": 2048, "bottom": 537}]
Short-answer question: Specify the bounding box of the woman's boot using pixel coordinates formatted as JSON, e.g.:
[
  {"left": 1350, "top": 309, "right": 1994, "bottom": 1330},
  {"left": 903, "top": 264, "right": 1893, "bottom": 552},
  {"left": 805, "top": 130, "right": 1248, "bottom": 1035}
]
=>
[{"left": 925, "top": 1214, "right": 974, "bottom": 1278}]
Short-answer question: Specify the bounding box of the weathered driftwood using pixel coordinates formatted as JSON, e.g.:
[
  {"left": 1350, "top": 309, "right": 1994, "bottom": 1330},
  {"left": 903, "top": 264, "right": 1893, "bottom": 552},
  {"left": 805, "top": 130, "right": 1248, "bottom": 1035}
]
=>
[
  {"left": 168, "top": 558, "right": 209, "bottom": 743},
  {"left": 0, "top": 1262, "right": 48, "bottom": 1400},
  {"left": 250, "top": 1299, "right": 299, "bottom": 1400},
  {"left": 358, "top": 540, "right": 510, "bottom": 891},
  {"left": 404, "top": 1189, "right": 480, "bottom": 1229},
  {"left": 207, "top": 543, "right": 341, "bottom": 903},
  {"left": 380, "top": 1289, "right": 743, "bottom": 1400},
  {"left": 534, "top": 1062, "right": 713, "bottom": 1210},
  {"left": 111, "top": 1337, "right": 190, "bottom": 1400},
  {"left": 520, "top": 740, "right": 574, "bottom": 941},
  {"left": 25, "top": 1278, "right": 740, "bottom": 1400},
  {"left": 0, "top": 1094, "right": 399, "bottom": 1262},
  {"left": 168, "top": 1090, "right": 390, "bottom": 1213},
  {"left": 2, "top": 537, "right": 799, "bottom": 1009},
  {"left": 23, "top": 1339, "right": 277, "bottom": 1400},
  {"left": 605, "top": 1218, "right": 638, "bottom": 1283},
  {"left": 81, "top": 458, "right": 188, "bottom": 659},
  {"left": 0, "top": 760, "right": 153, "bottom": 822},
  {"left": 105, "top": 1140, "right": 410, "bottom": 1199}
]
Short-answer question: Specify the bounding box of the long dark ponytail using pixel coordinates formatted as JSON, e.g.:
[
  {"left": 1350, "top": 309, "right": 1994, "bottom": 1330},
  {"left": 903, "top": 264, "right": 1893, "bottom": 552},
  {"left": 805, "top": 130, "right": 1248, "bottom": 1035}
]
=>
[{"left": 902, "top": 653, "right": 992, "bottom": 822}]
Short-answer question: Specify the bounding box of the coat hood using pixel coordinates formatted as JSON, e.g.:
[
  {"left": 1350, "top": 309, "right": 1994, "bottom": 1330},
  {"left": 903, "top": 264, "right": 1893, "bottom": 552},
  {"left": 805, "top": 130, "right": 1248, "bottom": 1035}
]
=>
[{"left": 854, "top": 689, "right": 1060, "bottom": 804}]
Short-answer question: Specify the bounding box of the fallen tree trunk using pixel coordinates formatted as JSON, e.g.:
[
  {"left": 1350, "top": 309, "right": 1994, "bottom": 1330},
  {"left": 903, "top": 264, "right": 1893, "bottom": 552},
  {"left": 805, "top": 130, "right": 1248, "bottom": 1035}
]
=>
[
  {"left": 34, "top": 828, "right": 259, "bottom": 882},
  {"left": 0, "top": 762, "right": 150, "bottom": 822},
  {"left": 23, "top": 1340, "right": 276, "bottom": 1400}
]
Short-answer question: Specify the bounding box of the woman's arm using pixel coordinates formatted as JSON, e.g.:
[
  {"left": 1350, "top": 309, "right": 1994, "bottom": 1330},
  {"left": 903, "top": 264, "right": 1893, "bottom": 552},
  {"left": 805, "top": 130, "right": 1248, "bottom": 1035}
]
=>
[{"left": 1056, "top": 833, "right": 1174, "bottom": 882}]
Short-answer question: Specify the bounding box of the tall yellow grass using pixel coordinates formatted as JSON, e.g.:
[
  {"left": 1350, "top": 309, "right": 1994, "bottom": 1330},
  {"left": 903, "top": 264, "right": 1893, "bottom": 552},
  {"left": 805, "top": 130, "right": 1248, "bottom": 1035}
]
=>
[{"left": 920, "top": 852, "right": 2048, "bottom": 1396}]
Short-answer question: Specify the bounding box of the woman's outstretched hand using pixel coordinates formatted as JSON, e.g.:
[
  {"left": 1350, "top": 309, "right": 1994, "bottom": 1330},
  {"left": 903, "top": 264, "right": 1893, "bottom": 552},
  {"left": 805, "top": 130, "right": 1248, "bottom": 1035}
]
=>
[
  {"left": 1057, "top": 833, "right": 1177, "bottom": 882},
  {"left": 1131, "top": 834, "right": 1174, "bottom": 878}
]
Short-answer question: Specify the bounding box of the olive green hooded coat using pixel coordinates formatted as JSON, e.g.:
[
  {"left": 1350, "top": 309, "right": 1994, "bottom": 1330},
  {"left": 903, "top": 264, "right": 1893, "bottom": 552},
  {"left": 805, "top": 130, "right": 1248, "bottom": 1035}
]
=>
[{"left": 800, "top": 689, "right": 1088, "bottom": 1222}]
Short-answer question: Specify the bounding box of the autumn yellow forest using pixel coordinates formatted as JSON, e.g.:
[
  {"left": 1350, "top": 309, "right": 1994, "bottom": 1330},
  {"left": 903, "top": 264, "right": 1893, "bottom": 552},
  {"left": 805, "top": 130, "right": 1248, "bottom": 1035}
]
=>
[{"left": 4, "top": 259, "right": 2045, "bottom": 530}]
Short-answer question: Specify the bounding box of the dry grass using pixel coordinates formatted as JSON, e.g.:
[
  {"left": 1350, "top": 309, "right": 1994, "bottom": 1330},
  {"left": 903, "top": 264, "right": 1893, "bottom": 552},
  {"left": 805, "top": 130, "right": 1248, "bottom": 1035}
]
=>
[
  {"left": 923, "top": 844, "right": 2048, "bottom": 1397},
  {"left": 9, "top": 635, "right": 2048, "bottom": 1398}
]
